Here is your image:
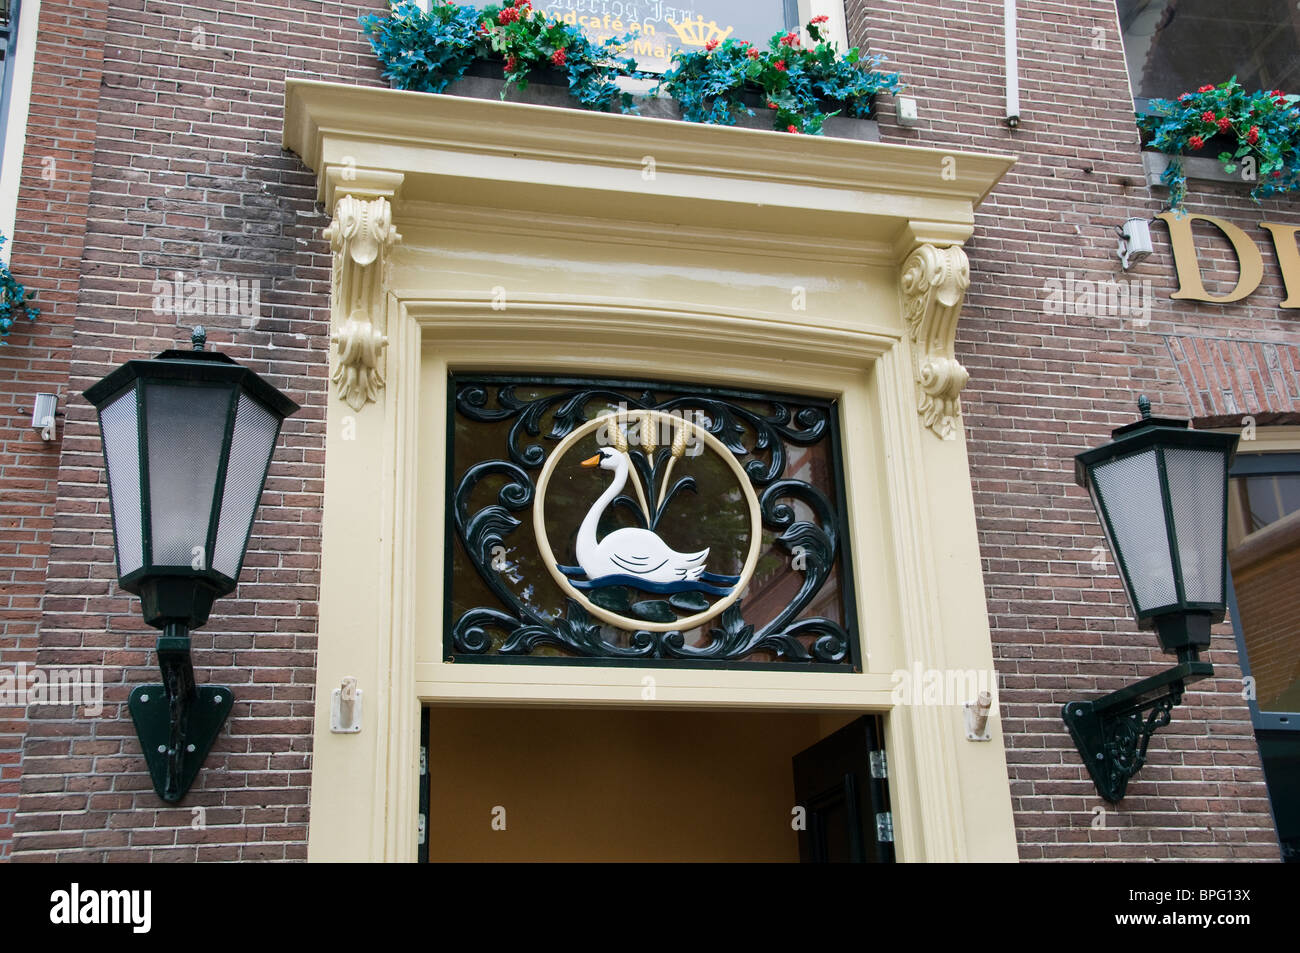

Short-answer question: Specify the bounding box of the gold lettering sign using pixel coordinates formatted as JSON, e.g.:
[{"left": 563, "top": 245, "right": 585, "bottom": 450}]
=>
[
  {"left": 1260, "top": 223, "right": 1300, "bottom": 309},
  {"left": 1156, "top": 211, "right": 1264, "bottom": 304}
]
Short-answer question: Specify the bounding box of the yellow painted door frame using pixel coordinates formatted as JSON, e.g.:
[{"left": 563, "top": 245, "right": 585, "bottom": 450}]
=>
[{"left": 283, "top": 79, "right": 1020, "bottom": 862}]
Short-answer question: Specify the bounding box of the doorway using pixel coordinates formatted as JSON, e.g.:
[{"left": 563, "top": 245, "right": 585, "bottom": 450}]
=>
[{"left": 419, "top": 705, "right": 882, "bottom": 862}]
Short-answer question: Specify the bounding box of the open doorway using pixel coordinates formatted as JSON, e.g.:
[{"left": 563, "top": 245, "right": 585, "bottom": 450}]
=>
[{"left": 420, "top": 705, "right": 888, "bottom": 862}]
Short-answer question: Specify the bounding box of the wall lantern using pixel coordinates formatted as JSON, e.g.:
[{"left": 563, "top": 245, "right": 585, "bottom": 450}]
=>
[
  {"left": 83, "top": 327, "right": 299, "bottom": 802},
  {"left": 1063, "top": 396, "right": 1238, "bottom": 801}
]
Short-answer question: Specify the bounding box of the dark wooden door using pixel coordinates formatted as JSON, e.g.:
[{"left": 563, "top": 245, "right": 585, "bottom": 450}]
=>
[{"left": 792, "top": 715, "right": 894, "bottom": 863}]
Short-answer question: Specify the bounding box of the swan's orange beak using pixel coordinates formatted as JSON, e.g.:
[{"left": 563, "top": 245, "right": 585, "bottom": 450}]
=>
[{"left": 580, "top": 454, "right": 602, "bottom": 468}]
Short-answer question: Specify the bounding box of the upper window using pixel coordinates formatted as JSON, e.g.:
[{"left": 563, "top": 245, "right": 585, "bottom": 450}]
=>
[
  {"left": 1118, "top": 0, "right": 1300, "bottom": 108},
  {"left": 0, "top": 0, "right": 19, "bottom": 159},
  {"left": 445, "top": 374, "right": 860, "bottom": 669},
  {"left": 459, "top": 0, "right": 795, "bottom": 74}
]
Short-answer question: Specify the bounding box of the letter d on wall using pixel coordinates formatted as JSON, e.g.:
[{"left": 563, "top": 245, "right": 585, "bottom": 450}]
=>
[
  {"left": 1157, "top": 212, "right": 1264, "bottom": 303},
  {"left": 1261, "top": 223, "right": 1300, "bottom": 309}
]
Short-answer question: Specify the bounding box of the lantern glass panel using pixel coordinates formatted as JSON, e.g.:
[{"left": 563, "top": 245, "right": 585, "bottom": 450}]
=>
[
  {"left": 1165, "top": 447, "right": 1227, "bottom": 604},
  {"left": 1091, "top": 448, "right": 1177, "bottom": 612},
  {"left": 145, "top": 382, "right": 232, "bottom": 567},
  {"left": 99, "top": 388, "right": 145, "bottom": 576},
  {"left": 211, "top": 393, "right": 281, "bottom": 578}
]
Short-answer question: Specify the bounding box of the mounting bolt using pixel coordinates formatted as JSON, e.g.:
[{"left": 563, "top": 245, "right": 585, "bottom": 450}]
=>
[
  {"left": 141, "top": 694, "right": 150, "bottom": 703},
  {"left": 213, "top": 695, "right": 223, "bottom": 704}
]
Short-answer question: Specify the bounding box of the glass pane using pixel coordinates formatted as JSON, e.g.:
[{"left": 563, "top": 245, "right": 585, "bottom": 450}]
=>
[
  {"left": 99, "top": 388, "right": 144, "bottom": 576},
  {"left": 1229, "top": 462, "right": 1300, "bottom": 715},
  {"left": 145, "top": 382, "right": 231, "bottom": 567},
  {"left": 1165, "top": 447, "right": 1226, "bottom": 604},
  {"left": 211, "top": 393, "right": 281, "bottom": 578},
  {"left": 1243, "top": 474, "right": 1300, "bottom": 532},
  {"left": 1232, "top": 543, "right": 1300, "bottom": 713},
  {"left": 1091, "top": 448, "right": 1178, "bottom": 613},
  {"left": 447, "top": 376, "right": 855, "bottom": 667},
  {"left": 460, "top": 1, "right": 792, "bottom": 75},
  {"left": 1119, "top": 0, "right": 1300, "bottom": 102}
]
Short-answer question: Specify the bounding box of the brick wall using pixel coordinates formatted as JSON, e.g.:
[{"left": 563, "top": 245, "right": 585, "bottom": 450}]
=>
[
  {"left": 4, "top": 0, "right": 389, "bottom": 861},
  {"left": 0, "top": 0, "right": 111, "bottom": 861},
  {"left": 1, "top": 0, "right": 1293, "bottom": 861},
  {"left": 850, "top": 0, "right": 1291, "bottom": 858}
]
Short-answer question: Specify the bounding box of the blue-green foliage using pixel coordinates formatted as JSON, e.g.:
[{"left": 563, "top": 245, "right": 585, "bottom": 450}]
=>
[
  {"left": 0, "top": 233, "right": 39, "bottom": 344},
  {"left": 359, "top": 2, "right": 482, "bottom": 94},
  {"left": 656, "top": 20, "right": 902, "bottom": 134},
  {"left": 360, "top": 1, "right": 644, "bottom": 114},
  {"left": 1139, "top": 78, "right": 1299, "bottom": 211}
]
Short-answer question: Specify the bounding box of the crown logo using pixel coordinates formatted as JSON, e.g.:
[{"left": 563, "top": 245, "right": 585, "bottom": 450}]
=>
[{"left": 665, "top": 15, "right": 734, "bottom": 48}]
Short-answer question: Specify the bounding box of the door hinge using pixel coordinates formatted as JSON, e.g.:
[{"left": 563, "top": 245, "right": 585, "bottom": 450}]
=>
[
  {"left": 418, "top": 813, "right": 427, "bottom": 846},
  {"left": 868, "top": 749, "right": 887, "bottom": 779},
  {"left": 419, "top": 745, "right": 428, "bottom": 776},
  {"left": 875, "top": 811, "right": 894, "bottom": 843}
]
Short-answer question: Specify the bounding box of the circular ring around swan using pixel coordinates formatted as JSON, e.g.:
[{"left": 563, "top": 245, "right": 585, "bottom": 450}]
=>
[{"left": 533, "top": 409, "right": 762, "bottom": 633}]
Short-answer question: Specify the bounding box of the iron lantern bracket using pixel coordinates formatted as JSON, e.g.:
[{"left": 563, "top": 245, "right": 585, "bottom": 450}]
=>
[
  {"left": 127, "top": 628, "right": 233, "bottom": 803},
  {"left": 1062, "top": 658, "right": 1213, "bottom": 803}
]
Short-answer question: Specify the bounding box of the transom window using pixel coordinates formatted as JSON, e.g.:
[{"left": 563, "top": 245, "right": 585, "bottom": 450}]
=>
[{"left": 445, "top": 374, "right": 861, "bottom": 669}]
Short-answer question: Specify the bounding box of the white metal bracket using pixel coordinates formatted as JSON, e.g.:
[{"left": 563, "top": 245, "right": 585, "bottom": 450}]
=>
[
  {"left": 965, "top": 690, "right": 993, "bottom": 741},
  {"left": 330, "top": 676, "right": 362, "bottom": 733}
]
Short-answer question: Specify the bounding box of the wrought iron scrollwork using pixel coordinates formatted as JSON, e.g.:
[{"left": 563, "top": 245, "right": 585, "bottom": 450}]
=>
[
  {"left": 1061, "top": 664, "right": 1207, "bottom": 803},
  {"left": 448, "top": 378, "right": 854, "bottom": 666},
  {"left": 1097, "top": 696, "right": 1176, "bottom": 798}
]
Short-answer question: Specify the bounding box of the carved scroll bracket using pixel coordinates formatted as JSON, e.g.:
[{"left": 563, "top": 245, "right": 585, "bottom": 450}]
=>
[
  {"left": 322, "top": 168, "right": 404, "bottom": 411},
  {"left": 900, "top": 243, "right": 972, "bottom": 440}
]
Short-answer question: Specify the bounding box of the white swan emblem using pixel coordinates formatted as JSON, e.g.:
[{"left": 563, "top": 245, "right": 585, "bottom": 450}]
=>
[{"left": 575, "top": 447, "right": 709, "bottom": 584}]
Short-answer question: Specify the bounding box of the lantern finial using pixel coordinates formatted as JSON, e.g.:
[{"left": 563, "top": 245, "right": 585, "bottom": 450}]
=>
[
  {"left": 191, "top": 326, "right": 207, "bottom": 351},
  {"left": 1137, "top": 394, "right": 1151, "bottom": 420}
]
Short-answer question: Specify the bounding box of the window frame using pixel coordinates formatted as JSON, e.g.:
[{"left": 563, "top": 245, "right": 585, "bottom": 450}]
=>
[
  {"left": 1226, "top": 450, "right": 1300, "bottom": 732},
  {"left": 0, "top": 0, "right": 39, "bottom": 260},
  {"left": 441, "top": 371, "right": 865, "bottom": 672}
]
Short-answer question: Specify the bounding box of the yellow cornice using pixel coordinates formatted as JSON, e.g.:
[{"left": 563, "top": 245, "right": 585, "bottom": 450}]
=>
[{"left": 283, "top": 79, "right": 1014, "bottom": 259}]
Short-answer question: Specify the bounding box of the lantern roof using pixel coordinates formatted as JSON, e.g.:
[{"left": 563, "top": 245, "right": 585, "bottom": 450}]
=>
[
  {"left": 84, "top": 346, "right": 299, "bottom": 418},
  {"left": 1074, "top": 403, "right": 1237, "bottom": 489}
]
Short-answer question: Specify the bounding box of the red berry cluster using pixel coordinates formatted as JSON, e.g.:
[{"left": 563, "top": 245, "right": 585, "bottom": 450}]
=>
[{"left": 496, "top": 0, "right": 530, "bottom": 25}]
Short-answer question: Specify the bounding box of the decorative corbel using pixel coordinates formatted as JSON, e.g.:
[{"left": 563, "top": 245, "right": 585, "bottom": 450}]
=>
[
  {"left": 322, "top": 170, "right": 403, "bottom": 412},
  {"left": 900, "top": 243, "right": 972, "bottom": 440}
]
